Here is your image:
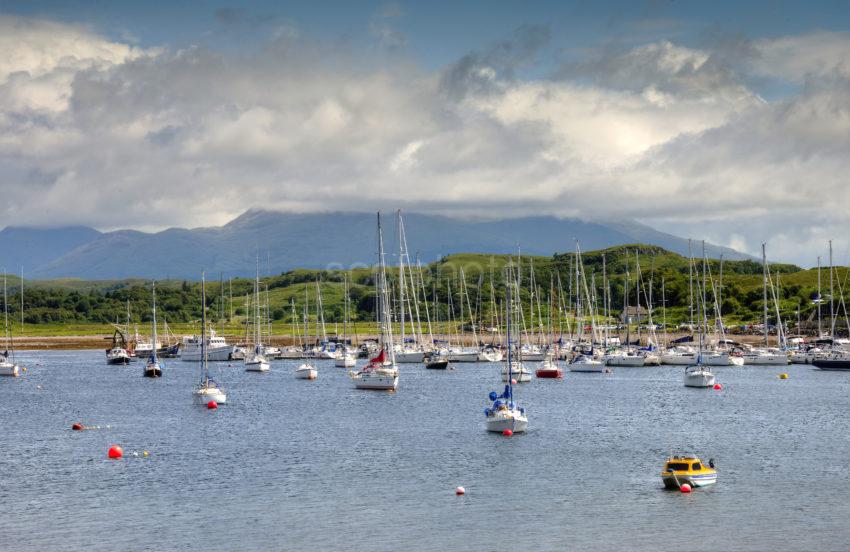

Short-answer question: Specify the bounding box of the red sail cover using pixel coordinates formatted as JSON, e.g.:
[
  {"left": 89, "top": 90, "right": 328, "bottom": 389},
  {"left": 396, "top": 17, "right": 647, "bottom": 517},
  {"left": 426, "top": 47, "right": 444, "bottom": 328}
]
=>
[{"left": 370, "top": 349, "right": 386, "bottom": 365}]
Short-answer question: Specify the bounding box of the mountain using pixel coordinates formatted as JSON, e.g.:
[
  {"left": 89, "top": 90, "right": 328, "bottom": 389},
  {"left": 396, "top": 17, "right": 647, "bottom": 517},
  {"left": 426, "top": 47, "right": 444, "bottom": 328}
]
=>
[
  {"left": 5, "top": 210, "right": 753, "bottom": 280},
  {"left": 0, "top": 226, "right": 102, "bottom": 273}
]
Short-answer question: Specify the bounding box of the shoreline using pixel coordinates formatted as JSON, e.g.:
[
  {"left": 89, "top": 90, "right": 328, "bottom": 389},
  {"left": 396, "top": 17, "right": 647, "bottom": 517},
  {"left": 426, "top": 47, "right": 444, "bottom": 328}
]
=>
[{"left": 6, "top": 332, "right": 792, "bottom": 351}]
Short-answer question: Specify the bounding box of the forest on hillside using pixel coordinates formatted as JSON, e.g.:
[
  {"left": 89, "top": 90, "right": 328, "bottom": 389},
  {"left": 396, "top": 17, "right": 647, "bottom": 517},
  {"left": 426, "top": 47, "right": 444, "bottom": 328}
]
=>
[{"left": 1, "top": 245, "right": 846, "bottom": 331}]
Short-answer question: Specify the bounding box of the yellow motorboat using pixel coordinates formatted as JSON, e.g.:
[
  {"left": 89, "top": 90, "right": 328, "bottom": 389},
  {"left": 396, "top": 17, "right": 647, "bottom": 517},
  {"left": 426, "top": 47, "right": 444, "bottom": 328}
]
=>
[{"left": 661, "top": 455, "right": 717, "bottom": 489}]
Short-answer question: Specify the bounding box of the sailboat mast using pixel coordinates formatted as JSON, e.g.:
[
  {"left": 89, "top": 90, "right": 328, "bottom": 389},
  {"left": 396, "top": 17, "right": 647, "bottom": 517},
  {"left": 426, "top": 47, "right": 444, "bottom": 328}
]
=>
[
  {"left": 376, "top": 212, "right": 396, "bottom": 365},
  {"left": 762, "top": 243, "right": 768, "bottom": 346},
  {"left": 201, "top": 273, "right": 208, "bottom": 381},
  {"left": 829, "top": 240, "right": 834, "bottom": 342},
  {"left": 688, "top": 239, "right": 693, "bottom": 330},
  {"left": 151, "top": 281, "right": 158, "bottom": 363},
  {"left": 817, "top": 256, "right": 822, "bottom": 337}
]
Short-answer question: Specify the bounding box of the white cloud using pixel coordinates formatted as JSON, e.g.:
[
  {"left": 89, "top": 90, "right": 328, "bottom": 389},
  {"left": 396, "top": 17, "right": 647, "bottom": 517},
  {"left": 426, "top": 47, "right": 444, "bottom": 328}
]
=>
[{"left": 0, "top": 16, "right": 849, "bottom": 265}]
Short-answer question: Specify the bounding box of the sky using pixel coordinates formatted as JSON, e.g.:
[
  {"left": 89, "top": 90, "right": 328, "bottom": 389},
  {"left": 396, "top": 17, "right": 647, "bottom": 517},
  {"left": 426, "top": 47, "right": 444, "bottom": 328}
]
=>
[{"left": 1, "top": 0, "right": 850, "bottom": 266}]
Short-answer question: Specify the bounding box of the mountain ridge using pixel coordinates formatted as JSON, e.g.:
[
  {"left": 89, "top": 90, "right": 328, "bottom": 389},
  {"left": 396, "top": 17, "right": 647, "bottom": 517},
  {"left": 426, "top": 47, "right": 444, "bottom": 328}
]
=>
[{"left": 0, "top": 209, "right": 754, "bottom": 280}]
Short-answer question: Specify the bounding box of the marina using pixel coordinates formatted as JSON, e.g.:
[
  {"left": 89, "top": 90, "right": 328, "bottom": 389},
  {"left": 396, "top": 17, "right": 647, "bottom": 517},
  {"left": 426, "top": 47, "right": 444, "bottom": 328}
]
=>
[{"left": 2, "top": 350, "right": 849, "bottom": 550}]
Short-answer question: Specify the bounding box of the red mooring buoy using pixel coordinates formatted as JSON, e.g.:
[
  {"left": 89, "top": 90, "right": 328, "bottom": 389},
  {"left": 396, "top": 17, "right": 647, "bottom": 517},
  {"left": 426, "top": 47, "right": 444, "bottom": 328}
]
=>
[
  {"left": 72, "top": 423, "right": 84, "bottom": 431},
  {"left": 107, "top": 445, "right": 123, "bottom": 459},
  {"left": 713, "top": 383, "right": 722, "bottom": 390},
  {"left": 502, "top": 429, "right": 513, "bottom": 437},
  {"left": 455, "top": 486, "right": 465, "bottom": 495},
  {"left": 680, "top": 483, "right": 692, "bottom": 493},
  {"left": 207, "top": 400, "right": 218, "bottom": 409}
]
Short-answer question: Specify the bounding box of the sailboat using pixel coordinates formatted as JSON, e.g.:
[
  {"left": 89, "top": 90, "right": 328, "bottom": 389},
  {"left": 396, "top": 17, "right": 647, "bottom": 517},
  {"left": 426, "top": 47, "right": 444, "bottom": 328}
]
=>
[
  {"left": 335, "top": 276, "right": 357, "bottom": 368},
  {"left": 143, "top": 281, "right": 163, "bottom": 378},
  {"left": 684, "top": 251, "right": 716, "bottom": 388},
  {"left": 0, "top": 273, "right": 20, "bottom": 377},
  {"left": 485, "top": 276, "right": 528, "bottom": 433},
  {"left": 193, "top": 274, "right": 227, "bottom": 405},
  {"left": 743, "top": 244, "right": 789, "bottom": 365},
  {"left": 245, "top": 259, "right": 270, "bottom": 372},
  {"left": 569, "top": 242, "right": 608, "bottom": 373},
  {"left": 349, "top": 213, "right": 399, "bottom": 390}
]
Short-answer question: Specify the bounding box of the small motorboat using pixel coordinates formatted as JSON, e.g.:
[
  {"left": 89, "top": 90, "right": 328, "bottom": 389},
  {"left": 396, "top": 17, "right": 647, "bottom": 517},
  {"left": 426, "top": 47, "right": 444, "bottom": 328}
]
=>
[
  {"left": 295, "top": 363, "right": 318, "bottom": 380},
  {"left": 425, "top": 356, "right": 449, "bottom": 369},
  {"left": 106, "top": 347, "right": 131, "bottom": 365},
  {"left": 661, "top": 455, "right": 717, "bottom": 489},
  {"left": 535, "top": 357, "right": 563, "bottom": 378}
]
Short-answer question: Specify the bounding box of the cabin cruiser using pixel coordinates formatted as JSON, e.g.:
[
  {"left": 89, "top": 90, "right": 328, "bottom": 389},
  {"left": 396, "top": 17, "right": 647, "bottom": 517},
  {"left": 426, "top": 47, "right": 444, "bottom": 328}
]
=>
[
  {"left": 180, "top": 329, "right": 237, "bottom": 362},
  {"left": 661, "top": 455, "right": 717, "bottom": 489}
]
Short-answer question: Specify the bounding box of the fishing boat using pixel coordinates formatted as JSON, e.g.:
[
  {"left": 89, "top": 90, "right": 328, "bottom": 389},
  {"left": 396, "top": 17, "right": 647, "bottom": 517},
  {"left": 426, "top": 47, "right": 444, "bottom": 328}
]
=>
[
  {"left": 535, "top": 356, "right": 563, "bottom": 378},
  {"left": 0, "top": 273, "right": 20, "bottom": 377},
  {"left": 661, "top": 455, "right": 717, "bottom": 489},
  {"left": 143, "top": 281, "right": 163, "bottom": 378},
  {"left": 485, "top": 276, "right": 527, "bottom": 433},
  {"left": 349, "top": 213, "right": 399, "bottom": 391},
  {"left": 193, "top": 274, "right": 226, "bottom": 405},
  {"left": 245, "top": 259, "right": 270, "bottom": 372}
]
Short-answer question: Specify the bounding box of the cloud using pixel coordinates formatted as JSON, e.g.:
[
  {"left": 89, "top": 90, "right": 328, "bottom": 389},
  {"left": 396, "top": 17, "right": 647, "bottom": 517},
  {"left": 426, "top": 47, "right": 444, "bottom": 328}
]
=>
[{"left": 0, "top": 16, "right": 849, "bottom": 265}]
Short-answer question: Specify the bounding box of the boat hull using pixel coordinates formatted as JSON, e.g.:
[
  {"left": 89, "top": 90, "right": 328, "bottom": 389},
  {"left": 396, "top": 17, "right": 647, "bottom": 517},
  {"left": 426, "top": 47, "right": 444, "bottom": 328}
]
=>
[
  {"left": 352, "top": 373, "right": 398, "bottom": 389},
  {"left": 245, "top": 360, "right": 270, "bottom": 372},
  {"left": 486, "top": 410, "right": 528, "bottom": 433},
  {"left": 0, "top": 362, "right": 20, "bottom": 377},
  {"left": 684, "top": 369, "right": 716, "bottom": 387},
  {"left": 535, "top": 368, "right": 563, "bottom": 378},
  {"left": 743, "top": 354, "right": 788, "bottom": 365},
  {"left": 447, "top": 350, "right": 479, "bottom": 363},
  {"left": 181, "top": 346, "right": 236, "bottom": 362},
  {"left": 194, "top": 387, "right": 226, "bottom": 405},
  {"left": 295, "top": 366, "right": 318, "bottom": 379},
  {"left": 605, "top": 355, "right": 646, "bottom": 367},
  {"left": 813, "top": 359, "right": 850, "bottom": 371},
  {"left": 395, "top": 351, "right": 425, "bottom": 363},
  {"left": 662, "top": 472, "right": 717, "bottom": 489},
  {"left": 334, "top": 356, "right": 356, "bottom": 368},
  {"left": 426, "top": 359, "right": 449, "bottom": 369}
]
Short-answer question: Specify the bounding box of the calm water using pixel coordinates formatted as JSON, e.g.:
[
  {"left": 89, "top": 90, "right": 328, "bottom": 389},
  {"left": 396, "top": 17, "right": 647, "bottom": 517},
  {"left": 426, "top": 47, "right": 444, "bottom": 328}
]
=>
[{"left": 1, "top": 350, "right": 849, "bottom": 551}]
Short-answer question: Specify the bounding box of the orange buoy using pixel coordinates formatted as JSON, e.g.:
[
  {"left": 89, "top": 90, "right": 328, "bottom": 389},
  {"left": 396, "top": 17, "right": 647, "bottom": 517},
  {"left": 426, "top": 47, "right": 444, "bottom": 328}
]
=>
[
  {"left": 207, "top": 400, "right": 218, "bottom": 409},
  {"left": 511, "top": 379, "right": 517, "bottom": 385},
  {"left": 72, "top": 423, "right": 84, "bottom": 431},
  {"left": 502, "top": 429, "right": 513, "bottom": 437},
  {"left": 107, "top": 445, "right": 123, "bottom": 459},
  {"left": 455, "top": 486, "right": 465, "bottom": 495},
  {"left": 680, "top": 483, "right": 692, "bottom": 493},
  {"left": 713, "top": 383, "right": 722, "bottom": 390}
]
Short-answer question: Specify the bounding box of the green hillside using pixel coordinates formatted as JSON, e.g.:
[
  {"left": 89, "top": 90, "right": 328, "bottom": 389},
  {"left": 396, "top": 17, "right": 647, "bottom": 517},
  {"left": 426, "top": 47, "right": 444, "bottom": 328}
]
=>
[{"left": 2, "top": 244, "right": 847, "bottom": 334}]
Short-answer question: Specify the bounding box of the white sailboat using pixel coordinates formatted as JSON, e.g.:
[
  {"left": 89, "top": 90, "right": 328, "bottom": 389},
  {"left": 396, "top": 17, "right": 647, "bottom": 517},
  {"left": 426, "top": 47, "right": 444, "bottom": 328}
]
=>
[
  {"left": 0, "top": 273, "right": 20, "bottom": 377},
  {"left": 193, "top": 274, "right": 227, "bottom": 405},
  {"left": 485, "top": 272, "right": 528, "bottom": 433},
  {"left": 684, "top": 247, "right": 716, "bottom": 388},
  {"left": 245, "top": 259, "right": 270, "bottom": 372},
  {"left": 744, "top": 244, "right": 790, "bottom": 365},
  {"left": 335, "top": 276, "right": 356, "bottom": 368},
  {"left": 349, "top": 213, "right": 399, "bottom": 390},
  {"left": 143, "top": 281, "right": 163, "bottom": 378}
]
